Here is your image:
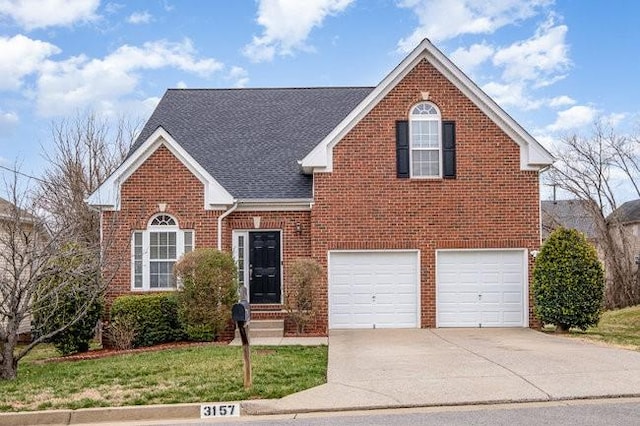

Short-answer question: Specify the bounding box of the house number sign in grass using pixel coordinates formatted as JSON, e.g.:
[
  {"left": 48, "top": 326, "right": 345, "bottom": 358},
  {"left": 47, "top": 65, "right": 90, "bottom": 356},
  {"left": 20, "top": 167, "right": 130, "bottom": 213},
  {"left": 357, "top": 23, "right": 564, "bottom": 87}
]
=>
[{"left": 200, "top": 403, "right": 240, "bottom": 418}]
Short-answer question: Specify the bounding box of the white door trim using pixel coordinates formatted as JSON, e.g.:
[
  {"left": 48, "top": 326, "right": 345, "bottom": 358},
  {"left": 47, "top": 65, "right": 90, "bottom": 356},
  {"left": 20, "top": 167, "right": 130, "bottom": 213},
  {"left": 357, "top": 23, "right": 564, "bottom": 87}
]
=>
[{"left": 232, "top": 229, "right": 284, "bottom": 304}]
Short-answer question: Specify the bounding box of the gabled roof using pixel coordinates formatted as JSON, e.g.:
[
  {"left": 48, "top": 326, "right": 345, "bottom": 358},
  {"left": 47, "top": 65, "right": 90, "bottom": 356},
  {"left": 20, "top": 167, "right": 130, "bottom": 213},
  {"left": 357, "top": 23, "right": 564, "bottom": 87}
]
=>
[
  {"left": 301, "top": 38, "right": 555, "bottom": 173},
  {"left": 0, "top": 197, "right": 36, "bottom": 223},
  {"left": 131, "top": 87, "right": 373, "bottom": 200},
  {"left": 541, "top": 200, "right": 596, "bottom": 240},
  {"left": 608, "top": 199, "right": 640, "bottom": 224}
]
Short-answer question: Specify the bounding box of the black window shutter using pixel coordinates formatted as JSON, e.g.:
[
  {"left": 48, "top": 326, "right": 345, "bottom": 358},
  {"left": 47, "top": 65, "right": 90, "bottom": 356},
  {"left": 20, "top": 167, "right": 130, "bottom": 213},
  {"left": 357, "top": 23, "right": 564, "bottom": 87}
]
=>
[
  {"left": 396, "top": 120, "right": 409, "bottom": 178},
  {"left": 442, "top": 121, "right": 456, "bottom": 179}
]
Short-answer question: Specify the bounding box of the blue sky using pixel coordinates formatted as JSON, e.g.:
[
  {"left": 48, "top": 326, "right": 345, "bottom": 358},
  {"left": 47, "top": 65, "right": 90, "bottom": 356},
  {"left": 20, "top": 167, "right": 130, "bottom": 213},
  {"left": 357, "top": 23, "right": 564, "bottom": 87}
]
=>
[{"left": 0, "top": 0, "right": 638, "bottom": 195}]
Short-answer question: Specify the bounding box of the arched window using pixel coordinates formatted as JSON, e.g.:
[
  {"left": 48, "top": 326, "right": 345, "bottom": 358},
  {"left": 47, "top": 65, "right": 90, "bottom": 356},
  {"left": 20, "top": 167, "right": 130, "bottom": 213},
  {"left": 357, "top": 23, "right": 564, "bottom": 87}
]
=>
[
  {"left": 410, "top": 102, "right": 442, "bottom": 177},
  {"left": 131, "top": 214, "right": 194, "bottom": 290}
]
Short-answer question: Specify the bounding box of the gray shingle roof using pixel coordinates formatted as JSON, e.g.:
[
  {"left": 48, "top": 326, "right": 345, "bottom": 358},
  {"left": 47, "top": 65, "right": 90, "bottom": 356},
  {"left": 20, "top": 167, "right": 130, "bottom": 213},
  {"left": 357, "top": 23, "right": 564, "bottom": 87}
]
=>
[
  {"left": 541, "top": 199, "right": 596, "bottom": 240},
  {"left": 607, "top": 199, "right": 640, "bottom": 224},
  {"left": 132, "top": 87, "right": 374, "bottom": 199}
]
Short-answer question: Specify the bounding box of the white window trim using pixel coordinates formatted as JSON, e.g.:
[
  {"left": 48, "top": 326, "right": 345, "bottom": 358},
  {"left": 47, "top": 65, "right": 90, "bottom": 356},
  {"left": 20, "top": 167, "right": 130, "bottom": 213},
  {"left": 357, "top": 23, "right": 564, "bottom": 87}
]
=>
[
  {"left": 131, "top": 214, "right": 194, "bottom": 291},
  {"left": 409, "top": 101, "right": 443, "bottom": 179}
]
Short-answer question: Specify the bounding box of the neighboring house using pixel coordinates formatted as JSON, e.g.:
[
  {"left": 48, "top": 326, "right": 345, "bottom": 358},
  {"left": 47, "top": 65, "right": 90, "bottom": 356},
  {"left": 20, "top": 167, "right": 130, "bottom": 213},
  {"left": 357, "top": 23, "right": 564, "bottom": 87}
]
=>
[
  {"left": 88, "top": 39, "right": 554, "bottom": 333},
  {"left": 0, "top": 197, "right": 38, "bottom": 337},
  {"left": 607, "top": 199, "right": 640, "bottom": 262},
  {"left": 541, "top": 199, "right": 597, "bottom": 241}
]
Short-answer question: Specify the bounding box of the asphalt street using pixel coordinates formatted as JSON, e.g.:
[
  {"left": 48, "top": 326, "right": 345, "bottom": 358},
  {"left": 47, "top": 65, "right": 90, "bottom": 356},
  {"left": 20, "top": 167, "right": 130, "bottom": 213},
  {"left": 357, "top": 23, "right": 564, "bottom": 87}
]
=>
[{"left": 110, "top": 398, "right": 640, "bottom": 426}]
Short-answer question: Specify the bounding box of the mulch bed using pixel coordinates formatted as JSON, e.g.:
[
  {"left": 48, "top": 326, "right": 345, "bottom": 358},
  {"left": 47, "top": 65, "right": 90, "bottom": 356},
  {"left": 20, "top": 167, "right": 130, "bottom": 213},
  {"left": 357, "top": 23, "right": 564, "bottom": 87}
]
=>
[{"left": 36, "top": 341, "right": 229, "bottom": 364}]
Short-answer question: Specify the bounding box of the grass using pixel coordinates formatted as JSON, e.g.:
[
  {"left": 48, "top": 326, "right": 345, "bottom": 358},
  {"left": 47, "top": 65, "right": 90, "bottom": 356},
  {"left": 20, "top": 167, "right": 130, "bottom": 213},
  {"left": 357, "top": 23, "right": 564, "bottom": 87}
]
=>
[
  {"left": 0, "top": 344, "right": 327, "bottom": 412},
  {"left": 569, "top": 305, "right": 640, "bottom": 350}
]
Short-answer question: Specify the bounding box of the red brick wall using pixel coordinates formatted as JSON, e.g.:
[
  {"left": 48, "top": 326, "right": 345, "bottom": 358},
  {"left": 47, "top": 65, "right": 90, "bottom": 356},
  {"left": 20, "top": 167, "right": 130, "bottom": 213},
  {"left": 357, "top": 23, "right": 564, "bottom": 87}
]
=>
[
  {"left": 310, "top": 58, "right": 541, "bottom": 332},
  {"left": 102, "top": 144, "right": 314, "bottom": 334},
  {"left": 103, "top": 144, "right": 221, "bottom": 306}
]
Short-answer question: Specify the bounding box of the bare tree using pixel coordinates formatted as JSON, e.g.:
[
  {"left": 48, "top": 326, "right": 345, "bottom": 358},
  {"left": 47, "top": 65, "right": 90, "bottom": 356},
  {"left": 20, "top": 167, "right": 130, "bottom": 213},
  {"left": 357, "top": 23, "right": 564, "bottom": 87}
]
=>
[
  {"left": 546, "top": 121, "right": 640, "bottom": 308},
  {"left": 0, "top": 171, "right": 105, "bottom": 379},
  {"left": 37, "top": 113, "right": 137, "bottom": 245},
  {"left": 0, "top": 113, "right": 138, "bottom": 380}
]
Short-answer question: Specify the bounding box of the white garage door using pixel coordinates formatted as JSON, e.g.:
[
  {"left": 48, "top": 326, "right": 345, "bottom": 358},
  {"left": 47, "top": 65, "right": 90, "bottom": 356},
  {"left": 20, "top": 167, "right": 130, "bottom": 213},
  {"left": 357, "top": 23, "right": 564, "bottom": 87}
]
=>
[
  {"left": 329, "top": 251, "right": 419, "bottom": 329},
  {"left": 437, "top": 250, "right": 526, "bottom": 327}
]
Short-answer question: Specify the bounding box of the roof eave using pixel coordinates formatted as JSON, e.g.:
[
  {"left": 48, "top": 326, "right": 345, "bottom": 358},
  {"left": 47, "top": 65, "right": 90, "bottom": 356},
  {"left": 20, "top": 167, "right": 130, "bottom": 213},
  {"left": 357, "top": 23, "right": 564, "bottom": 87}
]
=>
[{"left": 301, "top": 38, "right": 555, "bottom": 172}]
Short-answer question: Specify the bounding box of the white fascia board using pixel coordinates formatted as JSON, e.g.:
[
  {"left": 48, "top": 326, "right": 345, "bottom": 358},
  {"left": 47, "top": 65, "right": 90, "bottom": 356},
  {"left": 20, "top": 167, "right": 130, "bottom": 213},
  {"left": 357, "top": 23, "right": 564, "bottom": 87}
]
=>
[
  {"left": 301, "top": 39, "right": 555, "bottom": 173},
  {"left": 235, "top": 198, "right": 313, "bottom": 212},
  {"left": 86, "top": 126, "right": 234, "bottom": 210}
]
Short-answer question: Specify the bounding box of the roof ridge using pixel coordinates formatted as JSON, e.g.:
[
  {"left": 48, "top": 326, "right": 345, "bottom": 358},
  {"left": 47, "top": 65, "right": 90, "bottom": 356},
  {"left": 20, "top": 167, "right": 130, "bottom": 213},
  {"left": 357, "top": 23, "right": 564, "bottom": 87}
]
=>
[{"left": 166, "top": 86, "right": 375, "bottom": 91}]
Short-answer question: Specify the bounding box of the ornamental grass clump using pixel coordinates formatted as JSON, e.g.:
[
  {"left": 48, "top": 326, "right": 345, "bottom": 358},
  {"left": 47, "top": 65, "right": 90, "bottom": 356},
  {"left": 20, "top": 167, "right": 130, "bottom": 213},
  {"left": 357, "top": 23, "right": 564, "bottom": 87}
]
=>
[{"left": 533, "top": 227, "right": 605, "bottom": 332}]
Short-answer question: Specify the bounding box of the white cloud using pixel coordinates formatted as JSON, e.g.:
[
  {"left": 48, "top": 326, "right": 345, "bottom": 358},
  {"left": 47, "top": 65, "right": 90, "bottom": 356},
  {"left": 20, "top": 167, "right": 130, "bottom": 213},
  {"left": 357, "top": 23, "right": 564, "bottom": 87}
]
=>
[
  {"left": 0, "top": 0, "right": 99, "bottom": 30},
  {"left": 228, "top": 66, "right": 249, "bottom": 88},
  {"left": 176, "top": 80, "right": 188, "bottom": 89},
  {"left": 450, "top": 43, "right": 494, "bottom": 74},
  {"left": 548, "top": 95, "right": 576, "bottom": 108},
  {"left": 482, "top": 81, "right": 543, "bottom": 110},
  {"left": 243, "top": 0, "right": 354, "bottom": 62},
  {"left": 0, "top": 110, "right": 19, "bottom": 137},
  {"left": 35, "top": 39, "right": 223, "bottom": 116},
  {"left": 492, "top": 16, "right": 570, "bottom": 85},
  {"left": 127, "top": 11, "right": 152, "bottom": 24},
  {"left": 0, "top": 34, "right": 60, "bottom": 90},
  {"left": 546, "top": 105, "right": 598, "bottom": 132},
  {"left": 397, "top": 0, "right": 551, "bottom": 51},
  {"left": 604, "top": 112, "right": 626, "bottom": 127}
]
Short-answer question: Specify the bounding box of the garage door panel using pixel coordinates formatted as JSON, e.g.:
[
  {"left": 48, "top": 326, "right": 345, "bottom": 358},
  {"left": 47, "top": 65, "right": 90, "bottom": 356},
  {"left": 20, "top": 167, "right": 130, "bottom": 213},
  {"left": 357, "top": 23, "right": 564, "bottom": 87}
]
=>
[
  {"left": 329, "top": 251, "right": 419, "bottom": 329},
  {"left": 437, "top": 250, "right": 526, "bottom": 328}
]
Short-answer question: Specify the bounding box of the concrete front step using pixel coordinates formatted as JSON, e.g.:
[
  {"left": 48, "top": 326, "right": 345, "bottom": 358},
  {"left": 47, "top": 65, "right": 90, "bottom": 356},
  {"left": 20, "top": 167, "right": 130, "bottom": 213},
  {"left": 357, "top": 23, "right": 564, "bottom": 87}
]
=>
[{"left": 235, "top": 319, "right": 284, "bottom": 340}]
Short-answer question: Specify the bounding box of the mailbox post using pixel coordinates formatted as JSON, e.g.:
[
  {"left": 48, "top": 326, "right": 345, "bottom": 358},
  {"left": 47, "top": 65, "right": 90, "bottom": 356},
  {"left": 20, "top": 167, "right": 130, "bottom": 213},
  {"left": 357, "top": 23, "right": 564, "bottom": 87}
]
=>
[{"left": 232, "top": 301, "right": 251, "bottom": 388}]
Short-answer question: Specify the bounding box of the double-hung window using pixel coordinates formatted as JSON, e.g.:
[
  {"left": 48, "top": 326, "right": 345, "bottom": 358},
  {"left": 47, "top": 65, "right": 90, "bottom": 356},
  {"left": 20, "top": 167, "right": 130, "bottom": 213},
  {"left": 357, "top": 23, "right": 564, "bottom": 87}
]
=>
[
  {"left": 410, "top": 102, "right": 442, "bottom": 178},
  {"left": 131, "top": 214, "right": 194, "bottom": 290}
]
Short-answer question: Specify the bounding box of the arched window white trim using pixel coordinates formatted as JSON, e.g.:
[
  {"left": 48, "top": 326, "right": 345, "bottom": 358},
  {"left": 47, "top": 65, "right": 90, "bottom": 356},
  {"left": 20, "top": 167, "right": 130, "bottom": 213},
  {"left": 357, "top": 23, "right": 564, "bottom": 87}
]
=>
[
  {"left": 132, "top": 214, "right": 194, "bottom": 291},
  {"left": 410, "top": 102, "right": 442, "bottom": 178}
]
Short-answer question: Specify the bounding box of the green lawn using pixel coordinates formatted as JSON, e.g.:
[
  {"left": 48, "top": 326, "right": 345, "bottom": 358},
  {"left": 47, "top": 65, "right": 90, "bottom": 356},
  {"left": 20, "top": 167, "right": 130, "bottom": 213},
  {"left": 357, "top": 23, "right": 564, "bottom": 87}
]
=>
[
  {"left": 0, "top": 344, "right": 327, "bottom": 412},
  {"left": 571, "top": 305, "right": 640, "bottom": 350}
]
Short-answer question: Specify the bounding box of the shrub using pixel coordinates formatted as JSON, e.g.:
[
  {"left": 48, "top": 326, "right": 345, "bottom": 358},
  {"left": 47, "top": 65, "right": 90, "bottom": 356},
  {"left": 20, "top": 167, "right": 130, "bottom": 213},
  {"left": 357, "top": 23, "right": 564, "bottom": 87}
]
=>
[
  {"left": 533, "top": 227, "right": 605, "bottom": 331},
  {"left": 285, "top": 258, "right": 323, "bottom": 335},
  {"left": 32, "top": 244, "right": 103, "bottom": 356},
  {"left": 107, "top": 316, "right": 137, "bottom": 350},
  {"left": 174, "top": 249, "right": 238, "bottom": 341},
  {"left": 110, "top": 293, "right": 184, "bottom": 347}
]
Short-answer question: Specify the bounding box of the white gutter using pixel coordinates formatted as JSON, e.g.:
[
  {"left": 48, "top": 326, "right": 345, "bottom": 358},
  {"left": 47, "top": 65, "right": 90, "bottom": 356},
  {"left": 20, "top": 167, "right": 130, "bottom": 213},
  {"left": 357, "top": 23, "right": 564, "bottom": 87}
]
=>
[{"left": 217, "top": 200, "right": 238, "bottom": 250}]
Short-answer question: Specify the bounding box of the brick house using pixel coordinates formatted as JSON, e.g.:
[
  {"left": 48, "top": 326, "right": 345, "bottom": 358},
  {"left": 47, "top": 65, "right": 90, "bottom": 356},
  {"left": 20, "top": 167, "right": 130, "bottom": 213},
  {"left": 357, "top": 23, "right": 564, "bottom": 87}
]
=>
[{"left": 88, "top": 39, "right": 554, "bottom": 334}]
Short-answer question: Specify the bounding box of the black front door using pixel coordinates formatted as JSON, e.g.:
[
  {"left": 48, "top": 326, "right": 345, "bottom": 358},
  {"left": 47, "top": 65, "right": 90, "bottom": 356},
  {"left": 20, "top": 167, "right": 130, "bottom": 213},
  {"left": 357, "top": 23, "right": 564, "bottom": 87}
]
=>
[{"left": 249, "top": 231, "right": 281, "bottom": 304}]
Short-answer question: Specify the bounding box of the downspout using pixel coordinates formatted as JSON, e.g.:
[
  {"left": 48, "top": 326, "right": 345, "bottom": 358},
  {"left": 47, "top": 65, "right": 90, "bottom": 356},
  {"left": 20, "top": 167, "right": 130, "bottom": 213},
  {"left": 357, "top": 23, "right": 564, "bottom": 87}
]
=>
[{"left": 217, "top": 200, "right": 239, "bottom": 250}]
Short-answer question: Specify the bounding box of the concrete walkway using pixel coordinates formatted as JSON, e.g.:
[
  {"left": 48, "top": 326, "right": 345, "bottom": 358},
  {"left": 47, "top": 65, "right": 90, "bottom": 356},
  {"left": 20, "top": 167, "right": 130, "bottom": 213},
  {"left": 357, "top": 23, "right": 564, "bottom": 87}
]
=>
[
  {"left": 243, "top": 328, "right": 640, "bottom": 414},
  {"left": 229, "top": 336, "right": 328, "bottom": 346}
]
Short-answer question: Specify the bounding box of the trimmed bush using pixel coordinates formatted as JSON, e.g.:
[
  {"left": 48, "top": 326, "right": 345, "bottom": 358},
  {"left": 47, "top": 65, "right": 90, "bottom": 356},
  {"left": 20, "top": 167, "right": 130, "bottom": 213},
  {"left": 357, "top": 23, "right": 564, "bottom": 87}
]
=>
[
  {"left": 533, "top": 227, "right": 605, "bottom": 331},
  {"left": 32, "top": 244, "right": 103, "bottom": 356},
  {"left": 174, "top": 249, "right": 238, "bottom": 341},
  {"left": 110, "top": 293, "right": 185, "bottom": 347},
  {"left": 285, "top": 258, "right": 323, "bottom": 335}
]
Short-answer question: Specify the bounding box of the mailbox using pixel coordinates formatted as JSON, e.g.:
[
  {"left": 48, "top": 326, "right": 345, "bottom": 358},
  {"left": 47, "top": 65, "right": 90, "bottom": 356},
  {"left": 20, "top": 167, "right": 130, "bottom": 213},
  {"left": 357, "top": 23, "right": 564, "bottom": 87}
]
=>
[{"left": 232, "top": 301, "right": 250, "bottom": 323}]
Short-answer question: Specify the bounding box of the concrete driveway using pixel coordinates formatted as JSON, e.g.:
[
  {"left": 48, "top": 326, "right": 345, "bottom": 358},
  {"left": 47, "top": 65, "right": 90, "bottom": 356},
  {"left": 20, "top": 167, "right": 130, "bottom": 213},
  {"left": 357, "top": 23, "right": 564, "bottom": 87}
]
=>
[{"left": 244, "top": 328, "right": 640, "bottom": 414}]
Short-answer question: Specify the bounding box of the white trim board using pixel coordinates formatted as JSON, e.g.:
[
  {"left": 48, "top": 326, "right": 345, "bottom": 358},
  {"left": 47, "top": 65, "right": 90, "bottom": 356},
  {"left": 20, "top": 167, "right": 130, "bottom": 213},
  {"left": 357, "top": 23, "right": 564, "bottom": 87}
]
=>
[{"left": 301, "top": 38, "right": 555, "bottom": 174}]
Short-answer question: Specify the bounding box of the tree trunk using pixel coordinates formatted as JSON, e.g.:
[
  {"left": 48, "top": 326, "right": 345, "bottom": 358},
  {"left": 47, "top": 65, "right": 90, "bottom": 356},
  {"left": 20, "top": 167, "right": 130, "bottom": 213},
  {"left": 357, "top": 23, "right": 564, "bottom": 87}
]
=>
[{"left": 0, "top": 340, "right": 18, "bottom": 380}]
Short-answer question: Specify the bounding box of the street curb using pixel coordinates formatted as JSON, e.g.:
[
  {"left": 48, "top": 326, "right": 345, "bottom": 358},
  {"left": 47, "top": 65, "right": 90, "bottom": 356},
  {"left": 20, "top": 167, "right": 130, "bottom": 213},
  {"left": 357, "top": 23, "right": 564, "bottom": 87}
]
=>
[
  {"left": 3, "top": 395, "right": 640, "bottom": 425},
  {"left": 0, "top": 402, "right": 238, "bottom": 426}
]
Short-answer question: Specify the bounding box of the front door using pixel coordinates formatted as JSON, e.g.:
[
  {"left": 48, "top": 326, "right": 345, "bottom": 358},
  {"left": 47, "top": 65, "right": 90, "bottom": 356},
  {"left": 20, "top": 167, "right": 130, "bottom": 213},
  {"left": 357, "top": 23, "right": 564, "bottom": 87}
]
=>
[{"left": 249, "top": 231, "right": 281, "bottom": 304}]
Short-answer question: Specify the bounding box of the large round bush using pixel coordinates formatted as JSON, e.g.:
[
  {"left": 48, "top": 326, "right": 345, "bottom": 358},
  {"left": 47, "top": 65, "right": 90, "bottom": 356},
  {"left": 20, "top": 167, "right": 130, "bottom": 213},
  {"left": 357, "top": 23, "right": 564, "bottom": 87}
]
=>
[{"left": 533, "top": 227, "right": 605, "bottom": 331}]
